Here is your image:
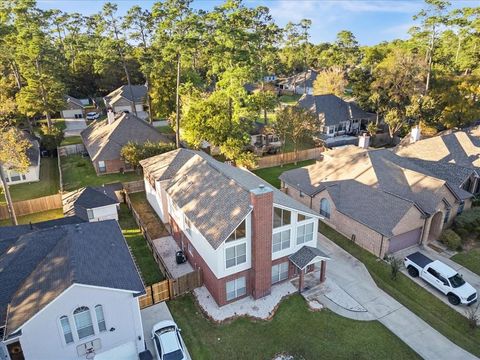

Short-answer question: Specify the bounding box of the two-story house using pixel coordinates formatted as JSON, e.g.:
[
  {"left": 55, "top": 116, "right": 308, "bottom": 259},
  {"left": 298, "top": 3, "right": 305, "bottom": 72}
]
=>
[
  {"left": 103, "top": 85, "right": 148, "bottom": 120},
  {"left": 140, "top": 149, "right": 329, "bottom": 306},
  {"left": 0, "top": 220, "right": 146, "bottom": 360}
]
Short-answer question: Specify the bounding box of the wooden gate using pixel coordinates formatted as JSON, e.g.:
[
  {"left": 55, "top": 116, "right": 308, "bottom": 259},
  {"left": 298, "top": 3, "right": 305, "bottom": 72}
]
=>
[{"left": 138, "top": 280, "right": 171, "bottom": 309}]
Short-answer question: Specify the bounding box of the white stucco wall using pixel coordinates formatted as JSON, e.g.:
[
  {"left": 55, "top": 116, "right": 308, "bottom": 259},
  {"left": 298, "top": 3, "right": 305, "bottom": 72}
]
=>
[
  {"left": 13, "top": 285, "right": 144, "bottom": 360},
  {"left": 90, "top": 204, "right": 119, "bottom": 222},
  {"left": 4, "top": 164, "right": 40, "bottom": 185}
]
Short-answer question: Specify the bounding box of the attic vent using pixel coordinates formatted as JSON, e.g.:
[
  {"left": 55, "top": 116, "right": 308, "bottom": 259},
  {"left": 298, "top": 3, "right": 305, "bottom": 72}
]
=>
[{"left": 259, "top": 184, "right": 265, "bottom": 189}]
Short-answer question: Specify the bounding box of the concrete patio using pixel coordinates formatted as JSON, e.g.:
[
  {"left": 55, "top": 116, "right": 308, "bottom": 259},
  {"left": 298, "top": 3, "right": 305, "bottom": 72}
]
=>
[
  {"left": 194, "top": 280, "right": 298, "bottom": 322},
  {"left": 153, "top": 236, "right": 194, "bottom": 278}
]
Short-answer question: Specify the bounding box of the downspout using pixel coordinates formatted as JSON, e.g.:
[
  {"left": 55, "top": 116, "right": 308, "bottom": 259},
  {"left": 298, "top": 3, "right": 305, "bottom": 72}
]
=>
[
  {"left": 379, "top": 235, "right": 384, "bottom": 258},
  {"left": 310, "top": 195, "right": 313, "bottom": 209}
]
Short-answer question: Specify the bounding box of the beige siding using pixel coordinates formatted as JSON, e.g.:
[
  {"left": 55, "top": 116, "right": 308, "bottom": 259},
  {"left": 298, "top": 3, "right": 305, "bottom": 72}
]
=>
[{"left": 391, "top": 206, "right": 424, "bottom": 236}]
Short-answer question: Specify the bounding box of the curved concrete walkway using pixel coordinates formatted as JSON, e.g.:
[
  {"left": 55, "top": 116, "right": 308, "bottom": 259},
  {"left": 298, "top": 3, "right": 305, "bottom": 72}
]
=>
[{"left": 314, "top": 233, "right": 478, "bottom": 360}]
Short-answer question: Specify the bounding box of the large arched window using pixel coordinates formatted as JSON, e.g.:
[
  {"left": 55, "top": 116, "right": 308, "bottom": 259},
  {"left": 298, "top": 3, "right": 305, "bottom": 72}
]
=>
[
  {"left": 320, "top": 198, "right": 331, "bottom": 219},
  {"left": 73, "top": 306, "right": 94, "bottom": 339},
  {"left": 60, "top": 315, "right": 74, "bottom": 344},
  {"left": 95, "top": 305, "right": 107, "bottom": 332}
]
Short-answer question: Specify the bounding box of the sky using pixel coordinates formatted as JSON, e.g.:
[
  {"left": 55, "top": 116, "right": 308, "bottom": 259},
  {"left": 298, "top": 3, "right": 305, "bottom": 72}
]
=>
[{"left": 37, "top": 0, "right": 480, "bottom": 45}]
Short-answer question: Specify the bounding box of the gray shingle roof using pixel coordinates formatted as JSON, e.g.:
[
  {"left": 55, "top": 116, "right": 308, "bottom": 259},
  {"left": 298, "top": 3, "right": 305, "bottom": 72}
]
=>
[
  {"left": 105, "top": 85, "right": 147, "bottom": 105},
  {"left": 289, "top": 245, "right": 329, "bottom": 270},
  {"left": 81, "top": 112, "right": 171, "bottom": 161},
  {"left": 141, "top": 149, "right": 319, "bottom": 249},
  {"left": 63, "top": 186, "right": 119, "bottom": 218},
  {"left": 279, "top": 69, "right": 318, "bottom": 89},
  {"left": 297, "top": 94, "right": 375, "bottom": 126},
  {"left": 64, "top": 95, "right": 85, "bottom": 109},
  {"left": 280, "top": 146, "right": 474, "bottom": 236},
  {"left": 0, "top": 220, "right": 144, "bottom": 336}
]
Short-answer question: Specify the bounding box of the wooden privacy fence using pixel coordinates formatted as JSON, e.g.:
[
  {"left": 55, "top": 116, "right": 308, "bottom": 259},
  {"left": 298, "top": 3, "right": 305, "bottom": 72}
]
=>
[
  {"left": 58, "top": 143, "right": 85, "bottom": 157},
  {"left": 123, "top": 180, "right": 145, "bottom": 194},
  {"left": 138, "top": 270, "right": 203, "bottom": 309},
  {"left": 255, "top": 147, "right": 323, "bottom": 169},
  {"left": 0, "top": 194, "right": 62, "bottom": 220}
]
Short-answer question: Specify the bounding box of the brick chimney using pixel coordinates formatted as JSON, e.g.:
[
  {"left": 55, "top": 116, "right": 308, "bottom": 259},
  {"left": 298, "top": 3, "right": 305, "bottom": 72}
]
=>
[
  {"left": 250, "top": 184, "right": 273, "bottom": 299},
  {"left": 358, "top": 133, "right": 370, "bottom": 149}
]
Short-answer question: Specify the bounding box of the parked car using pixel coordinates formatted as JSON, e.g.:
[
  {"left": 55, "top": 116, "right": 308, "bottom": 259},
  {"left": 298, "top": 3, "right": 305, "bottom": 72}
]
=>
[
  {"left": 404, "top": 252, "right": 477, "bottom": 305},
  {"left": 152, "top": 320, "right": 186, "bottom": 360},
  {"left": 86, "top": 112, "right": 100, "bottom": 120}
]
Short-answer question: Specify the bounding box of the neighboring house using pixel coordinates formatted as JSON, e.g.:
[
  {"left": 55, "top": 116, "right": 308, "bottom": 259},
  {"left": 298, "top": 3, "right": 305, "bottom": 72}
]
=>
[
  {"left": 104, "top": 85, "right": 148, "bottom": 120},
  {"left": 0, "top": 219, "right": 145, "bottom": 360},
  {"left": 395, "top": 127, "right": 480, "bottom": 194},
  {"left": 297, "top": 94, "right": 376, "bottom": 138},
  {"left": 61, "top": 95, "right": 85, "bottom": 119},
  {"left": 278, "top": 69, "right": 317, "bottom": 95},
  {"left": 248, "top": 121, "right": 282, "bottom": 155},
  {"left": 2, "top": 132, "right": 40, "bottom": 185},
  {"left": 140, "top": 149, "right": 329, "bottom": 306},
  {"left": 263, "top": 74, "right": 277, "bottom": 82},
  {"left": 81, "top": 111, "right": 171, "bottom": 175},
  {"left": 280, "top": 146, "right": 473, "bottom": 257},
  {"left": 63, "top": 185, "right": 120, "bottom": 222}
]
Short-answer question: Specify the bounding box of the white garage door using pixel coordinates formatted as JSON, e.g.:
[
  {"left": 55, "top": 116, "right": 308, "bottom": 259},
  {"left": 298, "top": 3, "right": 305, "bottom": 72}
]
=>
[
  {"left": 95, "top": 341, "right": 137, "bottom": 360},
  {"left": 388, "top": 227, "right": 422, "bottom": 254}
]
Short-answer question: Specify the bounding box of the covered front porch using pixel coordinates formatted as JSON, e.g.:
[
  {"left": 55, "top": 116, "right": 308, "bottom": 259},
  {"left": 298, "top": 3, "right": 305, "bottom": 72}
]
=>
[{"left": 289, "top": 246, "right": 330, "bottom": 293}]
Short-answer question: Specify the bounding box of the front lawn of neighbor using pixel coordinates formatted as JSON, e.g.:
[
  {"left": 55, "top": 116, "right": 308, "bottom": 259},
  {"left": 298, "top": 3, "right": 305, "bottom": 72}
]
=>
[
  {"left": 118, "top": 204, "right": 164, "bottom": 285},
  {"left": 156, "top": 125, "right": 175, "bottom": 135},
  {"left": 0, "top": 157, "right": 60, "bottom": 204},
  {"left": 61, "top": 136, "right": 83, "bottom": 146},
  {"left": 253, "top": 160, "right": 315, "bottom": 189},
  {"left": 61, "top": 155, "right": 142, "bottom": 192},
  {"left": 0, "top": 208, "right": 64, "bottom": 227},
  {"left": 278, "top": 94, "right": 301, "bottom": 105},
  {"left": 319, "top": 222, "right": 480, "bottom": 357},
  {"left": 169, "top": 294, "right": 420, "bottom": 360},
  {"left": 451, "top": 248, "right": 480, "bottom": 276}
]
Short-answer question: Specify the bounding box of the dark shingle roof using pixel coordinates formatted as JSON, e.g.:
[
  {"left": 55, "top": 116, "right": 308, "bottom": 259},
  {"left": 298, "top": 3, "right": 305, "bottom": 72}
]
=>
[
  {"left": 0, "top": 220, "right": 144, "bottom": 336},
  {"left": 64, "top": 95, "right": 85, "bottom": 108},
  {"left": 297, "top": 94, "right": 375, "bottom": 126},
  {"left": 279, "top": 69, "right": 318, "bottom": 89},
  {"left": 141, "top": 149, "right": 319, "bottom": 249},
  {"left": 63, "top": 186, "right": 118, "bottom": 217},
  {"left": 289, "top": 245, "right": 329, "bottom": 270},
  {"left": 105, "top": 85, "right": 147, "bottom": 105},
  {"left": 81, "top": 112, "right": 171, "bottom": 161}
]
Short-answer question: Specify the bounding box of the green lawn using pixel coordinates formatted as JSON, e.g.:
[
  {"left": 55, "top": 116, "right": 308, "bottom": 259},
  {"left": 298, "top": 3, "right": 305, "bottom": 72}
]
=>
[
  {"left": 278, "top": 94, "right": 301, "bottom": 105},
  {"left": 118, "top": 204, "right": 164, "bottom": 285},
  {"left": 156, "top": 125, "right": 175, "bottom": 135},
  {"left": 0, "top": 157, "right": 60, "bottom": 204},
  {"left": 319, "top": 222, "right": 480, "bottom": 357},
  {"left": 34, "top": 118, "right": 66, "bottom": 131},
  {"left": 61, "top": 155, "right": 142, "bottom": 192},
  {"left": 61, "top": 136, "right": 83, "bottom": 146},
  {"left": 451, "top": 249, "right": 480, "bottom": 275},
  {"left": 0, "top": 208, "right": 64, "bottom": 227},
  {"left": 169, "top": 294, "right": 420, "bottom": 360},
  {"left": 253, "top": 160, "right": 315, "bottom": 189},
  {"left": 282, "top": 137, "right": 317, "bottom": 153}
]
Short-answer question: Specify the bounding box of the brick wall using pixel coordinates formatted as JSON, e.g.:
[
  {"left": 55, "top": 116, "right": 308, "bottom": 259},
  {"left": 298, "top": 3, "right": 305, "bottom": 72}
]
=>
[{"left": 250, "top": 187, "right": 274, "bottom": 299}]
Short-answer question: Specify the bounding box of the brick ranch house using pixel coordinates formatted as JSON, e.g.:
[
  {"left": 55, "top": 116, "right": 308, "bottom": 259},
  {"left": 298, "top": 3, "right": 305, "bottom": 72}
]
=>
[
  {"left": 280, "top": 146, "right": 474, "bottom": 258},
  {"left": 81, "top": 111, "right": 171, "bottom": 175},
  {"left": 140, "top": 149, "right": 329, "bottom": 306}
]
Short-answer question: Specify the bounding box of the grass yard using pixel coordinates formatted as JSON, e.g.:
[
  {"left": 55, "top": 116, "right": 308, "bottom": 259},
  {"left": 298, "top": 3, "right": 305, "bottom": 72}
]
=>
[
  {"left": 0, "top": 208, "right": 64, "bottom": 227},
  {"left": 451, "top": 249, "right": 480, "bottom": 275},
  {"left": 61, "top": 136, "right": 83, "bottom": 146},
  {"left": 118, "top": 204, "right": 164, "bottom": 285},
  {"left": 253, "top": 160, "right": 315, "bottom": 189},
  {"left": 278, "top": 94, "right": 301, "bottom": 105},
  {"left": 61, "top": 155, "right": 142, "bottom": 192},
  {"left": 319, "top": 222, "right": 480, "bottom": 357},
  {"left": 34, "top": 118, "right": 66, "bottom": 131},
  {"left": 169, "top": 294, "right": 420, "bottom": 360},
  {"left": 156, "top": 125, "right": 175, "bottom": 135},
  {"left": 282, "top": 137, "right": 317, "bottom": 153},
  {"left": 128, "top": 192, "right": 169, "bottom": 239},
  {"left": 0, "top": 157, "right": 60, "bottom": 204}
]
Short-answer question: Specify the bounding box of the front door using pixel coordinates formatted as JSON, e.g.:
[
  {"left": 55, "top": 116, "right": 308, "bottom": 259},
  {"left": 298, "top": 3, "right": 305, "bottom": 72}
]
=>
[{"left": 7, "top": 341, "right": 24, "bottom": 360}]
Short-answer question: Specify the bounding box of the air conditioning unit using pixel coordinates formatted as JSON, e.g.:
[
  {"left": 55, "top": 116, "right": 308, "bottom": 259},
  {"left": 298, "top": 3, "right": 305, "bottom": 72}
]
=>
[{"left": 77, "top": 338, "right": 101, "bottom": 357}]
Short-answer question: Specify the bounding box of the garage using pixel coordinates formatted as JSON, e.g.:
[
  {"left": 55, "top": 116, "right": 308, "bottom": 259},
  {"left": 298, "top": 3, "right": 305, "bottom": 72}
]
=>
[{"left": 388, "top": 227, "right": 422, "bottom": 253}]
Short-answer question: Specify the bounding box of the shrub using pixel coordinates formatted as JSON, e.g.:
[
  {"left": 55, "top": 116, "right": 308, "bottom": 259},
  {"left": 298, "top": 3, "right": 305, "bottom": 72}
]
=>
[
  {"left": 453, "top": 208, "right": 480, "bottom": 239},
  {"left": 439, "top": 229, "right": 462, "bottom": 250}
]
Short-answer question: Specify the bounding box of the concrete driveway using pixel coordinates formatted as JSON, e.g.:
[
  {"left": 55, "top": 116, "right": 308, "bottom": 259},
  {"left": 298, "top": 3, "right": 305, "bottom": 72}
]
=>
[
  {"left": 141, "top": 302, "right": 191, "bottom": 360},
  {"left": 64, "top": 117, "right": 87, "bottom": 137},
  {"left": 315, "top": 233, "right": 477, "bottom": 360},
  {"left": 395, "top": 246, "right": 480, "bottom": 319}
]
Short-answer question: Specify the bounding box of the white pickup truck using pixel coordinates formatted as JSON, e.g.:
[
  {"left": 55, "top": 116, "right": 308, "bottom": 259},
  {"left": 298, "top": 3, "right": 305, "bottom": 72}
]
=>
[{"left": 404, "top": 252, "right": 477, "bottom": 306}]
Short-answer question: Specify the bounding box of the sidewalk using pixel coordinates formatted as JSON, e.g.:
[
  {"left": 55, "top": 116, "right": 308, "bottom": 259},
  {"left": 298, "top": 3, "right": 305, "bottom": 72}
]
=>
[{"left": 314, "top": 233, "right": 477, "bottom": 360}]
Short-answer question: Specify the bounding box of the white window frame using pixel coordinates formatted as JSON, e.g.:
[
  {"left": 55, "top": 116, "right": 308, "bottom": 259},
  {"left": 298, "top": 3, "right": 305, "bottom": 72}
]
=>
[
  {"left": 225, "top": 242, "right": 247, "bottom": 269},
  {"left": 226, "top": 276, "right": 246, "bottom": 301},
  {"left": 320, "top": 198, "right": 331, "bottom": 219},
  {"left": 273, "top": 207, "right": 291, "bottom": 228},
  {"left": 98, "top": 161, "right": 106, "bottom": 173},
  {"left": 272, "top": 229, "right": 291, "bottom": 253},
  {"left": 73, "top": 306, "right": 95, "bottom": 340},
  {"left": 226, "top": 219, "right": 247, "bottom": 242},
  {"left": 87, "top": 209, "right": 94, "bottom": 220},
  {"left": 297, "top": 222, "right": 314, "bottom": 245},
  {"left": 59, "top": 315, "right": 74, "bottom": 345},
  {"left": 272, "top": 262, "right": 289, "bottom": 284},
  {"left": 95, "top": 305, "right": 107, "bottom": 332}
]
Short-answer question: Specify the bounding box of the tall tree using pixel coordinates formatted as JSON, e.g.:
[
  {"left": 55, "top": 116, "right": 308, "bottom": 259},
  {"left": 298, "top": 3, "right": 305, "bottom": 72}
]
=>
[
  {"left": 313, "top": 66, "right": 347, "bottom": 97},
  {"left": 0, "top": 126, "right": 31, "bottom": 225}
]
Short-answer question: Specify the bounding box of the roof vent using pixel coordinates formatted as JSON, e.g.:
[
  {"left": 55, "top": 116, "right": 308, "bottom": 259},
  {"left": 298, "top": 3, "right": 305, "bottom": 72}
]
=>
[{"left": 259, "top": 184, "right": 265, "bottom": 189}]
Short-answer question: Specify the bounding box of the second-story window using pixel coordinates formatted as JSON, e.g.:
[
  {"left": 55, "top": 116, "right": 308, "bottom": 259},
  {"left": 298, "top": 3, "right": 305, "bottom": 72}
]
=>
[
  {"left": 226, "top": 220, "right": 246, "bottom": 242},
  {"left": 272, "top": 229, "right": 290, "bottom": 253},
  {"left": 297, "top": 222, "right": 314, "bottom": 245},
  {"left": 73, "top": 306, "right": 94, "bottom": 340},
  {"left": 273, "top": 207, "right": 291, "bottom": 228},
  {"left": 225, "top": 243, "right": 247, "bottom": 268}
]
